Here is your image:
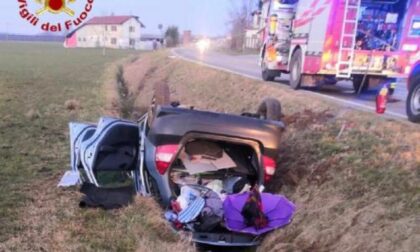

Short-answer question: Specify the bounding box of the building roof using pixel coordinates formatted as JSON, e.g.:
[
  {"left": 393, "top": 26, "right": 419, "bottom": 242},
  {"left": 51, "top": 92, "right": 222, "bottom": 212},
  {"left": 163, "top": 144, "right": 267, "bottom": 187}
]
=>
[
  {"left": 85, "top": 15, "right": 145, "bottom": 27},
  {"left": 65, "top": 15, "right": 145, "bottom": 38}
]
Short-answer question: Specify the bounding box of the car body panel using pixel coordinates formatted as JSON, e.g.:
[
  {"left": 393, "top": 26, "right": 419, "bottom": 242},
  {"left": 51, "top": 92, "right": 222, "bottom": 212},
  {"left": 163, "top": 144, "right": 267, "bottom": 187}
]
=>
[
  {"left": 148, "top": 106, "right": 285, "bottom": 158},
  {"left": 64, "top": 107, "right": 286, "bottom": 247}
]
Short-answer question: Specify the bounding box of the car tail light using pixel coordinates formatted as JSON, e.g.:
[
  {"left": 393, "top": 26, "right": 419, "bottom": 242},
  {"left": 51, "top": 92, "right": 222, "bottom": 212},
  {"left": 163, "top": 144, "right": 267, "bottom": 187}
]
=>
[
  {"left": 263, "top": 156, "right": 276, "bottom": 182},
  {"left": 155, "top": 144, "right": 179, "bottom": 175}
]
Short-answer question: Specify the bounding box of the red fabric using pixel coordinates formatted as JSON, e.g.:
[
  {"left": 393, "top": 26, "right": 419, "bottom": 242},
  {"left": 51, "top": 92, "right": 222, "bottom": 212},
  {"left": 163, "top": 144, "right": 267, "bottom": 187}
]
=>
[
  {"left": 171, "top": 200, "right": 182, "bottom": 213},
  {"left": 241, "top": 187, "right": 268, "bottom": 229}
]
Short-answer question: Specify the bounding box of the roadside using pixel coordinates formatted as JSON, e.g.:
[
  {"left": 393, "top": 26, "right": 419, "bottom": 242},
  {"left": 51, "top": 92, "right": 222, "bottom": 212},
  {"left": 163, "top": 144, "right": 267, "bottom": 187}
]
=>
[{"left": 172, "top": 47, "right": 410, "bottom": 121}]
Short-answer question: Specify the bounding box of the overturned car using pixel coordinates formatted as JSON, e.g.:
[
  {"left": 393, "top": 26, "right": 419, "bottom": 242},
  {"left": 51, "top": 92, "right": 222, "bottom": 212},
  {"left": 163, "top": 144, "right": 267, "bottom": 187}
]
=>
[{"left": 61, "top": 97, "right": 295, "bottom": 247}]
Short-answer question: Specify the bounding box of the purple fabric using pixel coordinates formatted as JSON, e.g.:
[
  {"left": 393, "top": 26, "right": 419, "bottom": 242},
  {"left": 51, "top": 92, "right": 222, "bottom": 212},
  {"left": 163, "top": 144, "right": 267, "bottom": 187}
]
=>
[{"left": 223, "top": 192, "right": 296, "bottom": 235}]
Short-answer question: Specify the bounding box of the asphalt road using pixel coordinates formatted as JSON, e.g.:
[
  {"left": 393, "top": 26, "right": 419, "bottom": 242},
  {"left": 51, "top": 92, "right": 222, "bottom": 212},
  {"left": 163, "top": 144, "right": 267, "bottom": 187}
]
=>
[{"left": 173, "top": 47, "right": 409, "bottom": 121}]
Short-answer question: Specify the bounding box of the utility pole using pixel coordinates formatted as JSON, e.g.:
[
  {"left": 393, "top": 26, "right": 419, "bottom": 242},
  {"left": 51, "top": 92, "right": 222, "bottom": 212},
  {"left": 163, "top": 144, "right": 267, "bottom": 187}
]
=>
[{"left": 158, "top": 24, "right": 164, "bottom": 48}]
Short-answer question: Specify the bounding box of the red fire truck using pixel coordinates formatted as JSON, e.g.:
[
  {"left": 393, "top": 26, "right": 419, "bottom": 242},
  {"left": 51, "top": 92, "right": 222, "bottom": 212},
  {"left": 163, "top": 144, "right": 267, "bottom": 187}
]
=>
[{"left": 259, "top": 0, "right": 420, "bottom": 92}]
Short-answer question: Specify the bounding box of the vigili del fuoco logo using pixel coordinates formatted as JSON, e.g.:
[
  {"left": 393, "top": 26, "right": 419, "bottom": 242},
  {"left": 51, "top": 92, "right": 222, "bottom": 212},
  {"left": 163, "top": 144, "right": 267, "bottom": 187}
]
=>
[{"left": 18, "top": 0, "right": 95, "bottom": 32}]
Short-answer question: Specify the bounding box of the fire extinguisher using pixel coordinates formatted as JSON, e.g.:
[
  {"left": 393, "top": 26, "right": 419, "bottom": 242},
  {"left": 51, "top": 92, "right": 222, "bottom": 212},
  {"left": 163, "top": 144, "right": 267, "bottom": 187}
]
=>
[{"left": 376, "top": 85, "right": 389, "bottom": 114}]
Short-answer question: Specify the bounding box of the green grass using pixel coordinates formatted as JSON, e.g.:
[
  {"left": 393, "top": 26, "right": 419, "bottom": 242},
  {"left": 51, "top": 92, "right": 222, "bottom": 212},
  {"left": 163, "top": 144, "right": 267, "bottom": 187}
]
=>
[{"left": 0, "top": 42, "right": 135, "bottom": 242}]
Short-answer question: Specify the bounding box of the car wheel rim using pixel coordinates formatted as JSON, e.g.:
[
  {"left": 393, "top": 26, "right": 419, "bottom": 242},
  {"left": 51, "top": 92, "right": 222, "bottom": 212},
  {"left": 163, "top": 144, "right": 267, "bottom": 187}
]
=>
[{"left": 411, "top": 86, "right": 420, "bottom": 115}]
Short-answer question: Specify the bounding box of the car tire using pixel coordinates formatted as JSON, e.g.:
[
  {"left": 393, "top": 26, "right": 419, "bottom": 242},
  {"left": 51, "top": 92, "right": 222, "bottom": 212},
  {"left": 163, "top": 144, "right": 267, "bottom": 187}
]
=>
[
  {"left": 290, "top": 48, "right": 303, "bottom": 90},
  {"left": 406, "top": 73, "right": 420, "bottom": 123},
  {"left": 257, "top": 98, "right": 283, "bottom": 121},
  {"left": 353, "top": 75, "right": 369, "bottom": 94}
]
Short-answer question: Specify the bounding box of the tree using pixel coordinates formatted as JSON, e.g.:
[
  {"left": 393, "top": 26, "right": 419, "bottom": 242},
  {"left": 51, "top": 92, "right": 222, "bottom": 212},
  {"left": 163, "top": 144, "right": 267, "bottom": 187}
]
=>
[
  {"left": 158, "top": 24, "right": 163, "bottom": 37},
  {"left": 228, "top": 0, "right": 256, "bottom": 51},
  {"left": 165, "top": 26, "right": 180, "bottom": 47}
]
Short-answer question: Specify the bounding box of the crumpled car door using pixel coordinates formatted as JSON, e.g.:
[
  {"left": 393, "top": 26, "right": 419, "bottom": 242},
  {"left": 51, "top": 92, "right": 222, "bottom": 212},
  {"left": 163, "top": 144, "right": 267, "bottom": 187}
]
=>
[{"left": 67, "top": 117, "right": 139, "bottom": 187}]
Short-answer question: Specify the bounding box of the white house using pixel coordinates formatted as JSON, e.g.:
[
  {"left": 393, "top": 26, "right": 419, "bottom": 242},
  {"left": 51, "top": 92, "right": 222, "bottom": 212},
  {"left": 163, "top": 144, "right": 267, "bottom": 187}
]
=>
[
  {"left": 244, "top": 11, "right": 264, "bottom": 49},
  {"left": 65, "top": 16, "right": 145, "bottom": 49}
]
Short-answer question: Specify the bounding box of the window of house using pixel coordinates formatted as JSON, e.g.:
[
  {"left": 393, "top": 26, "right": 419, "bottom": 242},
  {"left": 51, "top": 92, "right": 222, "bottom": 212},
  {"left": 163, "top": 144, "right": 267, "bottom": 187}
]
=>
[
  {"left": 105, "top": 25, "right": 108, "bottom": 31},
  {"left": 83, "top": 38, "right": 86, "bottom": 42},
  {"left": 129, "top": 39, "right": 136, "bottom": 46},
  {"left": 129, "top": 26, "right": 135, "bottom": 32},
  {"left": 111, "top": 38, "right": 117, "bottom": 45},
  {"left": 111, "top": 26, "right": 117, "bottom": 31}
]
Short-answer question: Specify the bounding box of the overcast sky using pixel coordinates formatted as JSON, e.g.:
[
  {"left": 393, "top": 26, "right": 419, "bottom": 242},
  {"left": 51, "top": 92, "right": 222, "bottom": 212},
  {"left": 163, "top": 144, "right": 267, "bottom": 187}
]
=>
[{"left": 0, "top": 0, "right": 234, "bottom": 36}]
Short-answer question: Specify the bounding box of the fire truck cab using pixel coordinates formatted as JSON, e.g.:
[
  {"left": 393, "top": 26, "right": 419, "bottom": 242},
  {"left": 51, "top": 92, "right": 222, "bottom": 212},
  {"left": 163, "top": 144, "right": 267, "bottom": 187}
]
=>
[{"left": 259, "top": 0, "right": 420, "bottom": 92}]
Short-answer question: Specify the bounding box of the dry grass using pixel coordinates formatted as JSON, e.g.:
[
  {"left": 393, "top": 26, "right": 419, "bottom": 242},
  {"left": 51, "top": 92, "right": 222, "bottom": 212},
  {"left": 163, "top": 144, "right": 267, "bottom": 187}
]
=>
[{"left": 0, "top": 44, "right": 190, "bottom": 251}]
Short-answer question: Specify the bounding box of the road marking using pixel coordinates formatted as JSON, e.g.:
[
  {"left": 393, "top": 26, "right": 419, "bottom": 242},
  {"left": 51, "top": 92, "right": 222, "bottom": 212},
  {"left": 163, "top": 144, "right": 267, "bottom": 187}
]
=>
[{"left": 172, "top": 49, "right": 408, "bottom": 120}]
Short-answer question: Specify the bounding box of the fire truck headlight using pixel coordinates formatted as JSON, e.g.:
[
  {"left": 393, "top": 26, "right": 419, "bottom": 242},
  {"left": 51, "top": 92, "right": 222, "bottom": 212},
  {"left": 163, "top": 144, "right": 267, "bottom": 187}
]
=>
[{"left": 402, "top": 44, "right": 418, "bottom": 52}]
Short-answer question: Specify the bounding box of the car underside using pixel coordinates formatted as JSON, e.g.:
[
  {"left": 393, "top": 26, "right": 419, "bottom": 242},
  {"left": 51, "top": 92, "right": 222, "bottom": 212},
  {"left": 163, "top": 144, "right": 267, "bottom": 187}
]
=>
[{"left": 63, "top": 98, "right": 287, "bottom": 247}]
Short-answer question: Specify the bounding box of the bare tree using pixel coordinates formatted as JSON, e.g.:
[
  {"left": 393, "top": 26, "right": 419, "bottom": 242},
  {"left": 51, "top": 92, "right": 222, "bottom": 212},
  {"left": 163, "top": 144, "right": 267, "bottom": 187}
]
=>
[
  {"left": 165, "top": 26, "right": 180, "bottom": 47},
  {"left": 228, "top": 0, "right": 256, "bottom": 51}
]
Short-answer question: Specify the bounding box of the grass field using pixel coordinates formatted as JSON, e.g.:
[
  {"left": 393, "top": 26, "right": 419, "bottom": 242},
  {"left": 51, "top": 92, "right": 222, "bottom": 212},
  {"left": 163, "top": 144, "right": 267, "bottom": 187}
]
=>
[
  {"left": 0, "top": 42, "right": 419, "bottom": 251},
  {"left": 0, "top": 43, "right": 134, "bottom": 248},
  {"left": 0, "top": 42, "right": 192, "bottom": 252},
  {"left": 0, "top": 42, "right": 132, "bottom": 227}
]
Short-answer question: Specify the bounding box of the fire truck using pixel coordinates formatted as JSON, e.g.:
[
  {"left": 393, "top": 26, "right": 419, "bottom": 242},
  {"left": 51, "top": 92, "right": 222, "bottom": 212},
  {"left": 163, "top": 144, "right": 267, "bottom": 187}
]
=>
[{"left": 259, "top": 0, "right": 420, "bottom": 92}]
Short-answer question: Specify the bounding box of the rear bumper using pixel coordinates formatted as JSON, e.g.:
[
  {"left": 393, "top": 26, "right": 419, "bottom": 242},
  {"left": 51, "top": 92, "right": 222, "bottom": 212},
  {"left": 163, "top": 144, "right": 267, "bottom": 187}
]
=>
[
  {"left": 318, "top": 69, "right": 409, "bottom": 79},
  {"left": 350, "top": 70, "right": 408, "bottom": 79},
  {"left": 192, "top": 232, "right": 261, "bottom": 247}
]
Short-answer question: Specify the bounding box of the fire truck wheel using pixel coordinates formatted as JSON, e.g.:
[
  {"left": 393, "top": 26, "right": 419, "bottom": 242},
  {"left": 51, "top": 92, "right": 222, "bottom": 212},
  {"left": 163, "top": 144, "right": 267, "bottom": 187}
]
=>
[
  {"left": 290, "top": 48, "right": 302, "bottom": 90},
  {"left": 262, "top": 64, "right": 277, "bottom": 81},
  {"left": 406, "top": 73, "right": 420, "bottom": 123},
  {"left": 257, "top": 98, "right": 283, "bottom": 121},
  {"left": 353, "top": 75, "right": 369, "bottom": 93}
]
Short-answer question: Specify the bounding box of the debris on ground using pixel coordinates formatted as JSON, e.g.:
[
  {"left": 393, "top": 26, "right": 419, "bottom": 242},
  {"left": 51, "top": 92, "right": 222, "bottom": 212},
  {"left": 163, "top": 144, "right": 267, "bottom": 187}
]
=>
[{"left": 64, "top": 99, "right": 81, "bottom": 111}]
